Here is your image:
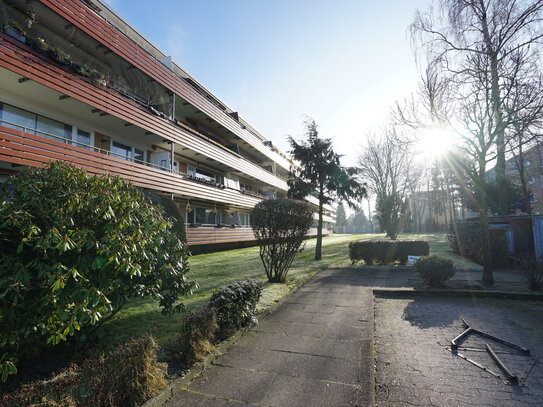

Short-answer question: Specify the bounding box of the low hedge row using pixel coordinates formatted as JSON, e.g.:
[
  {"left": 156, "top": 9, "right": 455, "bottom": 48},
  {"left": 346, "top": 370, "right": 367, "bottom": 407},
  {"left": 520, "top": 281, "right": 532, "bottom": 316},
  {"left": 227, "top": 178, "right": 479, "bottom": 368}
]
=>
[
  {"left": 349, "top": 240, "right": 429, "bottom": 265},
  {"left": 448, "top": 221, "right": 509, "bottom": 267},
  {"left": 0, "top": 336, "right": 167, "bottom": 407}
]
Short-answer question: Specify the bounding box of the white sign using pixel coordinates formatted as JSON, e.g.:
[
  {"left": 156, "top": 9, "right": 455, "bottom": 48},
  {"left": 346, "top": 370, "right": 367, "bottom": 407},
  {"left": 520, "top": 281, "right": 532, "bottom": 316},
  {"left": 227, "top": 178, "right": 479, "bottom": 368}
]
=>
[{"left": 407, "top": 255, "right": 421, "bottom": 265}]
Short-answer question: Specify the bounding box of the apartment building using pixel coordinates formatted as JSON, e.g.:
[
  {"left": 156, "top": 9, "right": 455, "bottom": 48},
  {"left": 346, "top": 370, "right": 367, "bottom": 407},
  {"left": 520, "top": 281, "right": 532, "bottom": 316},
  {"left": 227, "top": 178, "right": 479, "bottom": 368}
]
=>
[
  {"left": 0, "top": 0, "right": 335, "bottom": 249},
  {"left": 487, "top": 143, "right": 543, "bottom": 215}
]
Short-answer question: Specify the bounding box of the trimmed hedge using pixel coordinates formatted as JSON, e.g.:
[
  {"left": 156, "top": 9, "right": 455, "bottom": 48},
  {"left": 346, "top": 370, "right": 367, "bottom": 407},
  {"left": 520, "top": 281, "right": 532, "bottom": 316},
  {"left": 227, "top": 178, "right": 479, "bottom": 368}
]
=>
[
  {"left": 0, "top": 336, "right": 167, "bottom": 407},
  {"left": 349, "top": 240, "right": 429, "bottom": 265},
  {"left": 414, "top": 256, "right": 456, "bottom": 287},
  {"left": 448, "top": 221, "right": 509, "bottom": 267}
]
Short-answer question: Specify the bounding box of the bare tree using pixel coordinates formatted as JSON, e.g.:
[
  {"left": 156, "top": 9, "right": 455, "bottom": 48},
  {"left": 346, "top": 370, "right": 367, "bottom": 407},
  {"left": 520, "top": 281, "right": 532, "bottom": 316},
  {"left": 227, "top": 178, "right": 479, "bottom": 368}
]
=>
[
  {"left": 358, "top": 127, "right": 420, "bottom": 240},
  {"left": 504, "top": 53, "right": 543, "bottom": 212},
  {"left": 411, "top": 0, "right": 543, "bottom": 212}
]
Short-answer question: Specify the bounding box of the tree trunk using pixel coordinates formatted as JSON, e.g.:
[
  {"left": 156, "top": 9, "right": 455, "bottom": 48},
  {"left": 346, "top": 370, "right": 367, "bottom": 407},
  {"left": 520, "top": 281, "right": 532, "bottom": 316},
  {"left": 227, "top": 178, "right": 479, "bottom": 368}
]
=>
[
  {"left": 477, "top": 158, "right": 494, "bottom": 284},
  {"left": 478, "top": 0, "right": 506, "bottom": 200},
  {"left": 480, "top": 207, "right": 494, "bottom": 284},
  {"left": 315, "top": 196, "right": 324, "bottom": 261},
  {"left": 516, "top": 142, "right": 530, "bottom": 214}
]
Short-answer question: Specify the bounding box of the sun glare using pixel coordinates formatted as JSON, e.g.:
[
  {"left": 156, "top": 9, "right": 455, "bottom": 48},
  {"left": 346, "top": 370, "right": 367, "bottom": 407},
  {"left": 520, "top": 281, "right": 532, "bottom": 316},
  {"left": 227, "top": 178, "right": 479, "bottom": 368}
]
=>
[{"left": 417, "top": 127, "right": 455, "bottom": 159}]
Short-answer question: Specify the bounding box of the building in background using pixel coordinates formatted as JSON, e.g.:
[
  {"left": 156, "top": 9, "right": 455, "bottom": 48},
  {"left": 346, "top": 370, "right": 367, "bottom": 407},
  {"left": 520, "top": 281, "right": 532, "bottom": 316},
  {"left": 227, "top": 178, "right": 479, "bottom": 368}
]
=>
[
  {"left": 0, "top": 0, "right": 334, "bottom": 250},
  {"left": 487, "top": 142, "right": 543, "bottom": 215}
]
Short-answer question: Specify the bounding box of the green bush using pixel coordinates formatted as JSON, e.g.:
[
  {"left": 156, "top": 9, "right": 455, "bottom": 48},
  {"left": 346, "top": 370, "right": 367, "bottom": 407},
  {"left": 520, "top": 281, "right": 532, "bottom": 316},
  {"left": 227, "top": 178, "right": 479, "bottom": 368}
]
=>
[
  {"left": 414, "top": 255, "right": 456, "bottom": 287},
  {"left": 177, "top": 306, "right": 217, "bottom": 366},
  {"left": 514, "top": 254, "right": 543, "bottom": 291},
  {"left": 349, "top": 240, "right": 429, "bottom": 264},
  {"left": 0, "top": 335, "right": 167, "bottom": 407},
  {"left": 251, "top": 199, "right": 313, "bottom": 282},
  {"left": 209, "top": 279, "right": 262, "bottom": 340},
  {"left": 0, "top": 162, "right": 194, "bottom": 381},
  {"left": 448, "top": 221, "right": 508, "bottom": 267}
]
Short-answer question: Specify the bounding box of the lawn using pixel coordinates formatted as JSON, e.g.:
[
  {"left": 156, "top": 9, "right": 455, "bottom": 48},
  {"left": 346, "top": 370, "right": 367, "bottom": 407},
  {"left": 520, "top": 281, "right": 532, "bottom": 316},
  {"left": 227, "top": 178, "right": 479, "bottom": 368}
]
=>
[{"left": 94, "top": 231, "right": 474, "bottom": 356}]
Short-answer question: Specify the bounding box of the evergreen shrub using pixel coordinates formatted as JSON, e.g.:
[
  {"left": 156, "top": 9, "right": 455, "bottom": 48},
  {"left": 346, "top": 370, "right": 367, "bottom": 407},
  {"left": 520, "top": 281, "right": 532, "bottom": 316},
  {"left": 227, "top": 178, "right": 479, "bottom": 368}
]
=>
[
  {"left": 209, "top": 279, "right": 262, "bottom": 340},
  {"left": 0, "top": 162, "right": 193, "bottom": 381},
  {"left": 414, "top": 255, "right": 456, "bottom": 287}
]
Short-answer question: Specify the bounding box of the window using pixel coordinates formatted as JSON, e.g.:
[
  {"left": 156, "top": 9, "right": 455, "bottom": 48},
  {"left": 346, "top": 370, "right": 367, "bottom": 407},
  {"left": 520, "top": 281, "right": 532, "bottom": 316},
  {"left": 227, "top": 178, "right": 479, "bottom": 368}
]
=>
[
  {"left": 111, "top": 141, "right": 132, "bottom": 161},
  {"left": 1, "top": 103, "right": 36, "bottom": 132},
  {"left": 36, "top": 116, "right": 71, "bottom": 141},
  {"left": 239, "top": 212, "right": 250, "bottom": 227},
  {"left": 187, "top": 207, "right": 217, "bottom": 225},
  {"left": 75, "top": 129, "right": 91, "bottom": 149},
  {"left": 0, "top": 102, "right": 72, "bottom": 141},
  {"left": 134, "top": 149, "right": 145, "bottom": 163}
]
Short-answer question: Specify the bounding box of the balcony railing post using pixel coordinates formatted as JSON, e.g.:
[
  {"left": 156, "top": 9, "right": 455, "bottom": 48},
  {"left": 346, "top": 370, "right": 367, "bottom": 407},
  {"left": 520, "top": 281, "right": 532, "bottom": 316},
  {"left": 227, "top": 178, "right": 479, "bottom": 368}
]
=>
[{"left": 170, "top": 141, "right": 175, "bottom": 172}]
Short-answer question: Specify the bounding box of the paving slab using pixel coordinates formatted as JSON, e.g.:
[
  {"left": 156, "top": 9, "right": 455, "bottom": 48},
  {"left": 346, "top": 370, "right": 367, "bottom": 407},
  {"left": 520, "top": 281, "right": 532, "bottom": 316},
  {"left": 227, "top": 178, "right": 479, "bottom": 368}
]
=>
[
  {"left": 374, "top": 296, "right": 543, "bottom": 407},
  {"left": 164, "top": 270, "right": 373, "bottom": 407}
]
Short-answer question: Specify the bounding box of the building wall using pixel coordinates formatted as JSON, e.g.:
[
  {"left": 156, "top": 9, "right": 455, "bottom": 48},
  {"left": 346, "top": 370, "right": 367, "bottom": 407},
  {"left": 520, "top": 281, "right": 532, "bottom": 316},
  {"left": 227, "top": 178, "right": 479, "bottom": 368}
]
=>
[{"left": 0, "top": 0, "right": 335, "bottom": 246}]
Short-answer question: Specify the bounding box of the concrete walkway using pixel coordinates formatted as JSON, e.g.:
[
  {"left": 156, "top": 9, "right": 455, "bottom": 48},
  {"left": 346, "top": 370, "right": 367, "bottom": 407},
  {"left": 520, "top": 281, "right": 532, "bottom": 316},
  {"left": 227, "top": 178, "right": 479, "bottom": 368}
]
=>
[{"left": 164, "top": 270, "right": 373, "bottom": 407}]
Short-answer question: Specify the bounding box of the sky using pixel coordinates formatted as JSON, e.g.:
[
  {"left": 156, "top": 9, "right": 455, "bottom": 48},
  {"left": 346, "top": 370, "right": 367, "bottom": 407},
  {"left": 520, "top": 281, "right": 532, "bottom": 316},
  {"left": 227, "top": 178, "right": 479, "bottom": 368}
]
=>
[{"left": 104, "top": 0, "right": 432, "bottom": 166}]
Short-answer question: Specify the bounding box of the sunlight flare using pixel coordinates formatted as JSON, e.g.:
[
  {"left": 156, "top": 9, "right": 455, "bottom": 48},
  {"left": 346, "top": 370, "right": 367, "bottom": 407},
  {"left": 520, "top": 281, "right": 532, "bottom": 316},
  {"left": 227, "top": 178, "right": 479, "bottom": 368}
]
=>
[{"left": 416, "top": 127, "right": 456, "bottom": 159}]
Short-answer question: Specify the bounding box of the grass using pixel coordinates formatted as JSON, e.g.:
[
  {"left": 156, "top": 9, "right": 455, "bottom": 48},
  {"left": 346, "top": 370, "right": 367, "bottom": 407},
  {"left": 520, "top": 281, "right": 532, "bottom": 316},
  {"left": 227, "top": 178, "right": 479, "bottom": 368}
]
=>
[{"left": 93, "top": 231, "right": 475, "bottom": 355}]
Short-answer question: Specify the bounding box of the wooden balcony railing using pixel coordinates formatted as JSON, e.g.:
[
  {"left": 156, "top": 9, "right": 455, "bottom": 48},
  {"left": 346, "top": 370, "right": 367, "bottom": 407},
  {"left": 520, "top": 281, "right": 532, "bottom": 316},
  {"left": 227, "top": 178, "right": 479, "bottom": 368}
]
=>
[
  {"left": 185, "top": 226, "right": 331, "bottom": 246},
  {"left": 0, "top": 124, "right": 263, "bottom": 208},
  {"left": 186, "top": 226, "right": 256, "bottom": 246},
  {"left": 38, "top": 0, "right": 291, "bottom": 171},
  {"left": 0, "top": 34, "right": 288, "bottom": 191}
]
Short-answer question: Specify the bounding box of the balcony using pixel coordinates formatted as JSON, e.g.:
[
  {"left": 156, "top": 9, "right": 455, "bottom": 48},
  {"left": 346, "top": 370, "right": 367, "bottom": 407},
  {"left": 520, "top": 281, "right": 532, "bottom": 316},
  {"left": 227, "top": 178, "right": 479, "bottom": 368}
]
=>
[
  {"left": 0, "top": 122, "right": 263, "bottom": 208},
  {"left": 0, "top": 33, "right": 288, "bottom": 191},
  {"left": 38, "top": 0, "right": 292, "bottom": 172}
]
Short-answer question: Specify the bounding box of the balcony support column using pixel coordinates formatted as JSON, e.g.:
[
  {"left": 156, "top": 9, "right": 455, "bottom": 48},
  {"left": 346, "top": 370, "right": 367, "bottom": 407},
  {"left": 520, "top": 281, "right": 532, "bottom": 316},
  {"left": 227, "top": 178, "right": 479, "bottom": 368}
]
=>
[{"left": 170, "top": 141, "right": 175, "bottom": 200}]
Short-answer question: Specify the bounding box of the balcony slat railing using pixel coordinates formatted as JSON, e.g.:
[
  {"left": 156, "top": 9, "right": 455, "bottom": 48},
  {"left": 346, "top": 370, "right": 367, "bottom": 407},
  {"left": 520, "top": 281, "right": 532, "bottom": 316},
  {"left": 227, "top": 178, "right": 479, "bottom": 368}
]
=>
[
  {"left": 186, "top": 227, "right": 256, "bottom": 245},
  {"left": 0, "top": 124, "right": 262, "bottom": 208},
  {"left": 38, "top": 0, "right": 292, "bottom": 172},
  {"left": 0, "top": 34, "right": 288, "bottom": 191}
]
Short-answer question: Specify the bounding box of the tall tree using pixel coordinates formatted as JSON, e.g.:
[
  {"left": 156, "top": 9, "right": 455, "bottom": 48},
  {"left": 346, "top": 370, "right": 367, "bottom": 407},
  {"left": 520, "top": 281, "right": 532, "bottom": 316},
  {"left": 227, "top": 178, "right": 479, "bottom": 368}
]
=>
[
  {"left": 411, "top": 0, "right": 543, "bottom": 213},
  {"left": 358, "top": 127, "right": 420, "bottom": 240},
  {"left": 335, "top": 202, "right": 348, "bottom": 227},
  {"left": 288, "top": 119, "right": 366, "bottom": 260}
]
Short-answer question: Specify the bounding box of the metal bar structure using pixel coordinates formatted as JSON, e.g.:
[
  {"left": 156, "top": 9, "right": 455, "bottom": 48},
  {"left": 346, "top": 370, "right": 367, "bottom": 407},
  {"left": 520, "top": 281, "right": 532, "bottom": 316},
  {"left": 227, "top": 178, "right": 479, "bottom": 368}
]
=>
[
  {"left": 485, "top": 343, "right": 519, "bottom": 384},
  {"left": 462, "top": 319, "right": 530, "bottom": 355},
  {"left": 448, "top": 319, "right": 537, "bottom": 386},
  {"left": 451, "top": 327, "right": 472, "bottom": 350},
  {"left": 456, "top": 352, "right": 506, "bottom": 383}
]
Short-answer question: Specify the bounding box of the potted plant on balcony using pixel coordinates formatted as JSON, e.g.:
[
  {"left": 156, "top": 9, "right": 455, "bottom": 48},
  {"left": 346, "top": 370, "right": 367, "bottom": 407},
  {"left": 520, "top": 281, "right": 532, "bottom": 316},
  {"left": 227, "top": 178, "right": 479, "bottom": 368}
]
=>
[
  {"left": 2, "top": 20, "right": 26, "bottom": 42},
  {"left": 46, "top": 47, "right": 72, "bottom": 67},
  {"left": 24, "top": 6, "right": 37, "bottom": 29},
  {"left": 26, "top": 36, "right": 48, "bottom": 53}
]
